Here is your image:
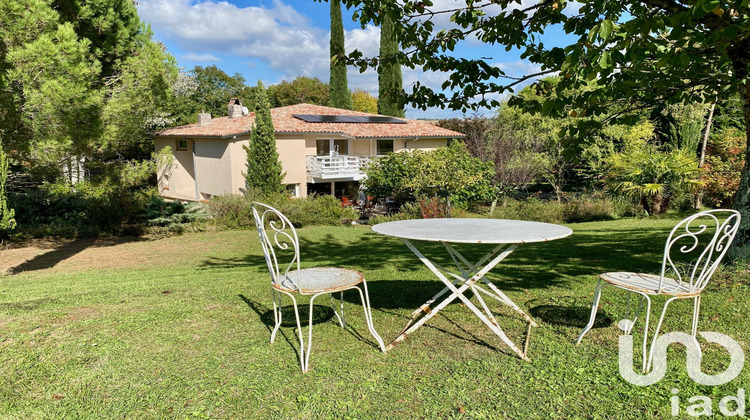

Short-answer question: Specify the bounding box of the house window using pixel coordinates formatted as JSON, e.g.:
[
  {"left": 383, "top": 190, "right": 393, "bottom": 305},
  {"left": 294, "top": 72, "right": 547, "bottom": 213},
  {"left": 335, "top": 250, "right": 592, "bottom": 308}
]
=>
[
  {"left": 286, "top": 184, "right": 300, "bottom": 198},
  {"left": 376, "top": 139, "right": 394, "bottom": 155},
  {"left": 316, "top": 139, "right": 349, "bottom": 156},
  {"left": 176, "top": 139, "right": 188, "bottom": 151}
]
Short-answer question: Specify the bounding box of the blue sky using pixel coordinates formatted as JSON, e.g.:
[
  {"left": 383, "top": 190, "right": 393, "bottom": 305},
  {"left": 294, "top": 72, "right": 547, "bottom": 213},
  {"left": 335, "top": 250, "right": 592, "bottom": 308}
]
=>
[{"left": 137, "top": 0, "right": 570, "bottom": 119}]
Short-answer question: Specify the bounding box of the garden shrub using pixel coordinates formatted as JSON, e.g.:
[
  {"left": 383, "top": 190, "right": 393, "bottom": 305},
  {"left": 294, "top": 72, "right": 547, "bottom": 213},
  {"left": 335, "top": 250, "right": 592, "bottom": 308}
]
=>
[
  {"left": 561, "top": 193, "right": 616, "bottom": 223},
  {"left": 367, "top": 211, "right": 416, "bottom": 225},
  {"left": 145, "top": 200, "right": 209, "bottom": 234},
  {"left": 489, "top": 197, "right": 564, "bottom": 224},
  {"left": 206, "top": 194, "right": 256, "bottom": 229},
  {"left": 207, "top": 192, "right": 359, "bottom": 229},
  {"left": 8, "top": 181, "right": 163, "bottom": 237},
  {"left": 612, "top": 198, "right": 646, "bottom": 218},
  {"left": 700, "top": 127, "right": 744, "bottom": 208}
]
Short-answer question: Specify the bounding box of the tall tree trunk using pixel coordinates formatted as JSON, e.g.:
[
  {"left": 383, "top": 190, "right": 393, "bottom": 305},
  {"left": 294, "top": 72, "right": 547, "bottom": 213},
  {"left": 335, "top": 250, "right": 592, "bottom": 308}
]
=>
[
  {"left": 328, "top": 0, "right": 352, "bottom": 110},
  {"left": 489, "top": 198, "right": 497, "bottom": 218},
  {"left": 652, "top": 192, "right": 663, "bottom": 215},
  {"left": 731, "top": 80, "right": 750, "bottom": 258},
  {"left": 728, "top": 41, "right": 750, "bottom": 259},
  {"left": 695, "top": 101, "right": 716, "bottom": 209}
]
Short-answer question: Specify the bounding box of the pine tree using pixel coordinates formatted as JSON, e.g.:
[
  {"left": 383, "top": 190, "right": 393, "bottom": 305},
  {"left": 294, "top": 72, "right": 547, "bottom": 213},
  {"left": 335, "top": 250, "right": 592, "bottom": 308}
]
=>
[
  {"left": 1, "top": 0, "right": 175, "bottom": 184},
  {"left": 377, "top": 14, "right": 405, "bottom": 118},
  {"left": 0, "top": 144, "right": 16, "bottom": 233},
  {"left": 328, "top": 0, "right": 352, "bottom": 110},
  {"left": 244, "top": 81, "right": 284, "bottom": 196}
]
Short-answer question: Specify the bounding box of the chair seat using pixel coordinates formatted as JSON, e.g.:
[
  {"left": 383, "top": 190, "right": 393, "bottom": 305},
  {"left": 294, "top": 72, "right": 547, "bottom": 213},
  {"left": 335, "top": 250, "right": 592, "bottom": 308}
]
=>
[
  {"left": 274, "top": 267, "right": 364, "bottom": 295},
  {"left": 600, "top": 272, "right": 699, "bottom": 296}
]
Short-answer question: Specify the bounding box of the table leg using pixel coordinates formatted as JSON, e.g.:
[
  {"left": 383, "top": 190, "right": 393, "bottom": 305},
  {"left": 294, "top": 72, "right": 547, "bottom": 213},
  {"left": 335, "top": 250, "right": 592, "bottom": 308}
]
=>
[
  {"left": 402, "top": 243, "right": 507, "bottom": 321},
  {"left": 388, "top": 239, "right": 534, "bottom": 361},
  {"left": 444, "top": 243, "right": 538, "bottom": 328}
]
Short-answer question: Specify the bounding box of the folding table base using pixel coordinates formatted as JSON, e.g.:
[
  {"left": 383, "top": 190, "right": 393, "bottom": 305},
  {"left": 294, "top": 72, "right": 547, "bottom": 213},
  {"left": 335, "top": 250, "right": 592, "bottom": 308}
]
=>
[{"left": 386, "top": 240, "right": 537, "bottom": 362}]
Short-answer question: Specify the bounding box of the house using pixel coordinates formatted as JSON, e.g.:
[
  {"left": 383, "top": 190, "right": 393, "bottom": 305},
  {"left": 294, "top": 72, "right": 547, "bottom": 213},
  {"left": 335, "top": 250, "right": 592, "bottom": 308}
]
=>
[{"left": 155, "top": 102, "right": 464, "bottom": 201}]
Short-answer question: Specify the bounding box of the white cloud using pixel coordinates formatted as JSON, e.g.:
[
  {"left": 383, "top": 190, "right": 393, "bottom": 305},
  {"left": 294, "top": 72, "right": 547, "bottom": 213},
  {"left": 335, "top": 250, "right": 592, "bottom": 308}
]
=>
[
  {"left": 138, "top": 0, "right": 327, "bottom": 78},
  {"left": 492, "top": 60, "right": 543, "bottom": 77},
  {"left": 183, "top": 52, "right": 221, "bottom": 62},
  {"left": 345, "top": 25, "right": 381, "bottom": 59},
  {"left": 138, "top": 0, "right": 544, "bottom": 119}
]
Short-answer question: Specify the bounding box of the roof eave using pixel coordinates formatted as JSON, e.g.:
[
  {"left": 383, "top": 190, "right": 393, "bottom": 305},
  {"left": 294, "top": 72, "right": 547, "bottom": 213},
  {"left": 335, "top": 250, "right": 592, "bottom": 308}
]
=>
[{"left": 156, "top": 132, "right": 250, "bottom": 139}]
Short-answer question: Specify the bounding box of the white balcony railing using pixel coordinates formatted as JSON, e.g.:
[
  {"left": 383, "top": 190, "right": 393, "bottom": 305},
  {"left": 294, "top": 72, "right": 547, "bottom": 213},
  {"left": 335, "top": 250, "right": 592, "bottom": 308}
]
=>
[{"left": 306, "top": 155, "right": 372, "bottom": 180}]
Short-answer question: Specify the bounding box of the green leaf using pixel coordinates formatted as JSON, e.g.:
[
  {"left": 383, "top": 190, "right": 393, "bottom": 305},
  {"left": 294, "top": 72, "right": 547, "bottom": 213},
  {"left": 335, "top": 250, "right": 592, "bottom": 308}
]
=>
[
  {"left": 702, "top": 0, "right": 720, "bottom": 12},
  {"left": 599, "top": 20, "right": 613, "bottom": 41},
  {"left": 598, "top": 51, "right": 612, "bottom": 68},
  {"left": 588, "top": 25, "right": 599, "bottom": 44}
]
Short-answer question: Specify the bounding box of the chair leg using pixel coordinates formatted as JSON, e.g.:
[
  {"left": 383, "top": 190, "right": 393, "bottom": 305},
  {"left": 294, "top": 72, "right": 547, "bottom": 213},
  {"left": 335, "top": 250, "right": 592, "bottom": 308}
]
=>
[
  {"left": 577, "top": 278, "right": 605, "bottom": 344},
  {"left": 691, "top": 295, "right": 702, "bottom": 360},
  {"left": 356, "top": 281, "right": 387, "bottom": 352},
  {"left": 646, "top": 295, "right": 685, "bottom": 373},
  {"left": 270, "top": 289, "right": 282, "bottom": 343},
  {"left": 631, "top": 296, "right": 646, "bottom": 335},
  {"left": 302, "top": 294, "right": 322, "bottom": 373},
  {"left": 691, "top": 295, "right": 702, "bottom": 337},
  {"left": 330, "top": 293, "right": 346, "bottom": 328},
  {"left": 286, "top": 294, "right": 307, "bottom": 373},
  {"left": 622, "top": 295, "right": 646, "bottom": 335},
  {"left": 640, "top": 294, "right": 652, "bottom": 373},
  {"left": 339, "top": 292, "right": 346, "bottom": 328}
]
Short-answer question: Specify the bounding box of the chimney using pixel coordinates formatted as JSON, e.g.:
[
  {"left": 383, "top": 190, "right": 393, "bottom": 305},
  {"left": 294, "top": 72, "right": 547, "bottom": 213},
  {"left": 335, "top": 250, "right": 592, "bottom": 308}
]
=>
[
  {"left": 227, "top": 98, "right": 243, "bottom": 119},
  {"left": 197, "top": 111, "right": 211, "bottom": 126}
]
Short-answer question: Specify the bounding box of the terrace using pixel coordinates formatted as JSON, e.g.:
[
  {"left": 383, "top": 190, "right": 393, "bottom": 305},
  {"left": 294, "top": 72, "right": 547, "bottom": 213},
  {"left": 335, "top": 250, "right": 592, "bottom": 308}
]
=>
[{"left": 305, "top": 154, "right": 372, "bottom": 181}]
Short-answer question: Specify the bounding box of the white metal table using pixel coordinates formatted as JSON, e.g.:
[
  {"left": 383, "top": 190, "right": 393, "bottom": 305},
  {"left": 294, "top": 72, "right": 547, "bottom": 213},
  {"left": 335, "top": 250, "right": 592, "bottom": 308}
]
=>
[{"left": 372, "top": 218, "right": 572, "bottom": 361}]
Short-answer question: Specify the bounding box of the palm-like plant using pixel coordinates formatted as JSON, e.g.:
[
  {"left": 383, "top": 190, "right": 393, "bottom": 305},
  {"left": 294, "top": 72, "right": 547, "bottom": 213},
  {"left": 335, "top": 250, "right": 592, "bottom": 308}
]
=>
[{"left": 606, "top": 146, "right": 702, "bottom": 214}]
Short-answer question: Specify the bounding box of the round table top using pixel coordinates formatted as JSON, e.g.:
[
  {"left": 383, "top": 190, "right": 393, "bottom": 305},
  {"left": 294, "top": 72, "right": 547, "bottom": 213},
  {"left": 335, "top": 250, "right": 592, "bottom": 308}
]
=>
[{"left": 371, "top": 218, "right": 573, "bottom": 244}]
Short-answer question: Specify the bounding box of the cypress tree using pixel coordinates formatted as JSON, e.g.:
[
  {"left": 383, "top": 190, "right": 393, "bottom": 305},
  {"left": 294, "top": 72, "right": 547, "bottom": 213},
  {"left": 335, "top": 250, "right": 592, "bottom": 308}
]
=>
[
  {"left": 377, "top": 13, "right": 405, "bottom": 117},
  {"left": 0, "top": 144, "right": 16, "bottom": 233},
  {"left": 244, "top": 81, "right": 285, "bottom": 196},
  {"left": 328, "top": 0, "right": 352, "bottom": 109}
]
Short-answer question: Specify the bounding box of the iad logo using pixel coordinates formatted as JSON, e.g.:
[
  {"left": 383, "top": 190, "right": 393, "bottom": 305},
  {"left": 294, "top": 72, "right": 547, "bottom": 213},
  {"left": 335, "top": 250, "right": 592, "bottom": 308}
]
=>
[
  {"left": 619, "top": 331, "right": 746, "bottom": 417},
  {"left": 619, "top": 332, "right": 744, "bottom": 386}
]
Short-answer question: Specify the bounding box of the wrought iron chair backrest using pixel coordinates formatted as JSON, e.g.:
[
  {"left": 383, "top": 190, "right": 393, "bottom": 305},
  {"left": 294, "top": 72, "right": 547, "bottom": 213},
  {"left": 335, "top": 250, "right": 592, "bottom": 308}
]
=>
[
  {"left": 251, "top": 202, "right": 301, "bottom": 291},
  {"left": 660, "top": 209, "right": 740, "bottom": 293}
]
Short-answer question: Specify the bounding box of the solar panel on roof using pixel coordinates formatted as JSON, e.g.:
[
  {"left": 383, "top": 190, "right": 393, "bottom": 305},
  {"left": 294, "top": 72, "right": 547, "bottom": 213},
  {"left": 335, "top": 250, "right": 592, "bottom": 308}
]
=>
[
  {"left": 292, "top": 114, "right": 407, "bottom": 124},
  {"left": 293, "top": 115, "right": 322, "bottom": 122}
]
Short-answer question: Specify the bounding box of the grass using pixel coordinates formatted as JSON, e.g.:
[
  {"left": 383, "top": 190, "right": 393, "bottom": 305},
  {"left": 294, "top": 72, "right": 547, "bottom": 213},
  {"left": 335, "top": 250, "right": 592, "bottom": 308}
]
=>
[{"left": 0, "top": 217, "right": 749, "bottom": 418}]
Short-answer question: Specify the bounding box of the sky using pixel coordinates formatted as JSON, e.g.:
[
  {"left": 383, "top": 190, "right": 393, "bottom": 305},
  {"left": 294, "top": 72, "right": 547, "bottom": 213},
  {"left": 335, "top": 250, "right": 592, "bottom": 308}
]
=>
[{"left": 136, "top": 0, "right": 571, "bottom": 119}]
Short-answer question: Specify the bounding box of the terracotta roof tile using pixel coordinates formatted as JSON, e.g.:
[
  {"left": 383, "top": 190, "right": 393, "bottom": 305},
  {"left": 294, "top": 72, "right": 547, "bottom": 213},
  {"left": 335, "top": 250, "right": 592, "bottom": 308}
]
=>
[{"left": 158, "top": 103, "right": 464, "bottom": 139}]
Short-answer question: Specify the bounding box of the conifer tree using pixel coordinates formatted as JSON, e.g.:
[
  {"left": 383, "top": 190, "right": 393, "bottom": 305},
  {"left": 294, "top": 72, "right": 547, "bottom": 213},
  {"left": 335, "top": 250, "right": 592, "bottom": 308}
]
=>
[
  {"left": 0, "top": 144, "right": 16, "bottom": 233},
  {"left": 328, "top": 0, "right": 352, "bottom": 110},
  {"left": 377, "top": 14, "right": 405, "bottom": 117},
  {"left": 244, "top": 81, "right": 284, "bottom": 195}
]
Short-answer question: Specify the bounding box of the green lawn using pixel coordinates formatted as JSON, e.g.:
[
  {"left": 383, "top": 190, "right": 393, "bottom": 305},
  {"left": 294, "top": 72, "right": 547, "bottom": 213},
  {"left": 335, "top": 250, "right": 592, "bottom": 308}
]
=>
[{"left": 1, "top": 217, "right": 748, "bottom": 418}]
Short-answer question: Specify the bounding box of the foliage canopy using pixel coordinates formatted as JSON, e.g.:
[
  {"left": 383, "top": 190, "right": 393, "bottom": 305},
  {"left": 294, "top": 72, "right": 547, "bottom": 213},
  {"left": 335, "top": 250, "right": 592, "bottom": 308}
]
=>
[
  {"left": 343, "top": 0, "right": 750, "bottom": 251},
  {"left": 0, "top": 0, "right": 176, "bottom": 184},
  {"left": 363, "top": 142, "right": 494, "bottom": 207}
]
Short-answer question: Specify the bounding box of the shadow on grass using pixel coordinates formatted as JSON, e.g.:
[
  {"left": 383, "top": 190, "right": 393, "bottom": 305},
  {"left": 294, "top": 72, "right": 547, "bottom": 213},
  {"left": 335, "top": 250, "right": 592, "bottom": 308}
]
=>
[
  {"left": 238, "top": 294, "right": 335, "bottom": 328},
  {"left": 216, "top": 221, "right": 672, "bottom": 312},
  {"left": 238, "top": 294, "right": 385, "bottom": 352},
  {"left": 0, "top": 297, "right": 60, "bottom": 311},
  {"left": 9, "top": 237, "right": 148, "bottom": 274},
  {"left": 527, "top": 296, "right": 614, "bottom": 329}
]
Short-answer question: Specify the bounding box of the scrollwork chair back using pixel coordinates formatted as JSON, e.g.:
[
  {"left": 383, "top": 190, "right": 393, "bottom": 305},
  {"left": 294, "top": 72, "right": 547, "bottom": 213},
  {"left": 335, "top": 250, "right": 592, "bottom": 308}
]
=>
[
  {"left": 660, "top": 209, "right": 741, "bottom": 294},
  {"left": 251, "top": 202, "right": 301, "bottom": 291}
]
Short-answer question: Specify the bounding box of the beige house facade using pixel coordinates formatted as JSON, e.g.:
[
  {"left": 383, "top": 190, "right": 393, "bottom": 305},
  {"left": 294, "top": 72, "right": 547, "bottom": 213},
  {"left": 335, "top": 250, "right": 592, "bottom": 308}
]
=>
[{"left": 155, "top": 103, "right": 463, "bottom": 201}]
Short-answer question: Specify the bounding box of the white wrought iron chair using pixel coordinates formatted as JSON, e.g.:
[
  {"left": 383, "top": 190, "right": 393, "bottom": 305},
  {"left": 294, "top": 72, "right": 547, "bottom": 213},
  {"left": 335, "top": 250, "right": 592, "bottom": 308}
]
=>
[
  {"left": 577, "top": 209, "right": 741, "bottom": 372},
  {"left": 251, "top": 202, "right": 386, "bottom": 373}
]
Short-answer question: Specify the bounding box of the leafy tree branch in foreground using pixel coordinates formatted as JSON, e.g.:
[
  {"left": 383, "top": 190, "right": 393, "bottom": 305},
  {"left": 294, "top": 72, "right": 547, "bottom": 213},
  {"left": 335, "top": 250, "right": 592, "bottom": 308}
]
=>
[{"left": 342, "top": 0, "right": 750, "bottom": 255}]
